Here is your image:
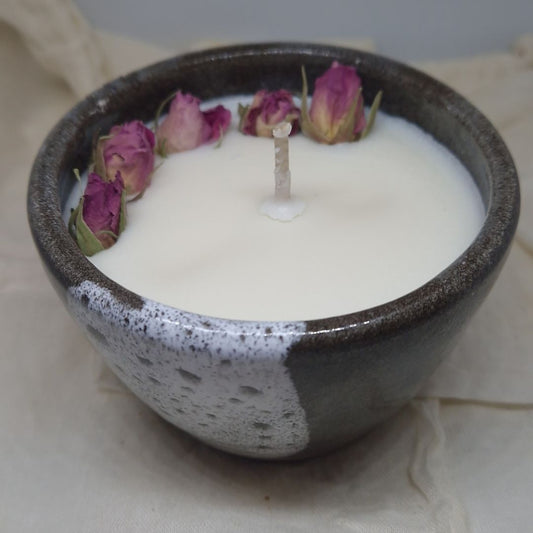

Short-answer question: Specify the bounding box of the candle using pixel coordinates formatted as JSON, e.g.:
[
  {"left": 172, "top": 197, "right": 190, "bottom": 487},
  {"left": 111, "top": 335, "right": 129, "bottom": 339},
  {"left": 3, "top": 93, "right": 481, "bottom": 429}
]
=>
[
  {"left": 35, "top": 45, "right": 518, "bottom": 460},
  {"left": 79, "top": 96, "right": 484, "bottom": 322}
]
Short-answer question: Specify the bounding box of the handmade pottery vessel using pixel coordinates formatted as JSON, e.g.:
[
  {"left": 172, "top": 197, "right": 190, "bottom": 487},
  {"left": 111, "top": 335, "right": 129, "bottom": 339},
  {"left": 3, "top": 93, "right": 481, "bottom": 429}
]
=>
[{"left": 27, "top": 43, "right": 520, "bottom": 459}]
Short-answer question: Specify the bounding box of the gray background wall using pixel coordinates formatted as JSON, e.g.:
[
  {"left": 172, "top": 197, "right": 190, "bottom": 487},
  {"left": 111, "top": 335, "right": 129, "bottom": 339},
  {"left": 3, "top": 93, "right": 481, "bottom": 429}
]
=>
[{"left": 74, "top": 0, "right": 532, "bottom": 61}]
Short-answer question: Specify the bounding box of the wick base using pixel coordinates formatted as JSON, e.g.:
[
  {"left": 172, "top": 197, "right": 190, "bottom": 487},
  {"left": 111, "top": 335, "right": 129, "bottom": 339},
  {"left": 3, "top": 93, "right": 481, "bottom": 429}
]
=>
[{"left": 260, "top": 197, "right": 306, "bottom": 222}]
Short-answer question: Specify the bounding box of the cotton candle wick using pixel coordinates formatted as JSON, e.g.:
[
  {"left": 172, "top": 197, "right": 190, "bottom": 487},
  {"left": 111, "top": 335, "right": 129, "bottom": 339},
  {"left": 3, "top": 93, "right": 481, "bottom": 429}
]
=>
[
  {"left": 273, "top": 121, "right": 292, "bottom": 201},
  {"left": 260, "top": 121, "right": 305, "bottom": 222}
]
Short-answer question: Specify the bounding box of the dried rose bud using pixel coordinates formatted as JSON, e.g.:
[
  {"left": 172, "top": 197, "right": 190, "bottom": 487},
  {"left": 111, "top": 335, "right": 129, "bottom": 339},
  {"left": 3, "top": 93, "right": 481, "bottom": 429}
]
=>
[
  {"left": 95, "top": 120, "right": 155, "bottom": 199},
  {"left": 238, "top": 89, "right": 300, "bottom": 137},
  {"left": 203, "top": 104, "right": 233, "bottom": 143},
  {"left": 69, "top": 172, "right": 126, "bottom": 256},
  {"left": 301, "top": 61, "right": 382, "bottom": 144},
  {"left": 156, "top": 92, "right": 231, "bottom": 155}
]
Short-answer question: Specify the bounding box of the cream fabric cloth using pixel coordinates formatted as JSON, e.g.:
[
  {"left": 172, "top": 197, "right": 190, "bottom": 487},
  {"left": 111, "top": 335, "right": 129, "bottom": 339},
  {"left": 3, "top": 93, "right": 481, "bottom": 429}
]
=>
[{"left": 1, "top": 3, "right": 532, "bottom": 531}]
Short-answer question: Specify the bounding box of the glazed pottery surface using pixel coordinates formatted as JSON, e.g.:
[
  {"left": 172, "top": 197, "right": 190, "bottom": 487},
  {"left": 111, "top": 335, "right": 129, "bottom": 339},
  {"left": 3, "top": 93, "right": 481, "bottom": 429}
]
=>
[{"left": 27, "top": 43, "right": 519, "bottom": 459}]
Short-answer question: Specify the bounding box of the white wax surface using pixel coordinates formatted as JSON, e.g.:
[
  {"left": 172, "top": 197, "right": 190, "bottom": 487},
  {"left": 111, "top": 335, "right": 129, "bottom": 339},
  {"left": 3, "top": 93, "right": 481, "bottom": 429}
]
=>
[{"left": 87, "top": 98, "right": 485, "bottom": 321}]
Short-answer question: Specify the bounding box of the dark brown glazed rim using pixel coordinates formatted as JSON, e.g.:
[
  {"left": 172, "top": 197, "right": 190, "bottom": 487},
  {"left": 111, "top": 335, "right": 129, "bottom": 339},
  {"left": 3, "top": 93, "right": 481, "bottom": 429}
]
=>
[{"left": 27, "top": 42, "right": 520, "bottom": 342}]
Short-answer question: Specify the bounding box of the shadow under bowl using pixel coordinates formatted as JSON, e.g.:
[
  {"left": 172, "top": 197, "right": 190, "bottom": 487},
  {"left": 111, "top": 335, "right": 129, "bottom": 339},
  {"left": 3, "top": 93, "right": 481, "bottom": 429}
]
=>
[{"left": 27, "top": 43, "right": 520, "bottom": 460}]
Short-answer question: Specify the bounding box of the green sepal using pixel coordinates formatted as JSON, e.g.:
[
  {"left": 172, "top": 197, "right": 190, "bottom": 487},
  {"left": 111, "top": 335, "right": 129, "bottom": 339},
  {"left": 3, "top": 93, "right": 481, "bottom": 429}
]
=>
[
  {"left": 237, "top": 102, "right": 248, "bottom": 120},
  {"left": 300, "top": 66, "right": 326, "bottom": 142},
  {"left": 154, "top": 90, "right": 179, "bottom": 157},
  {"left": 335, "top": 88, "right": 362, "bottom": 143},
  {"left": 237, "top": 102, "right": 249, "bottom": 133},
  {"left": 118, "top": 189, "right": 127, "bottom": 234},
  {"left": 74, "top": 197, "right": 105, "bottom": 257},
  {"left": 73, "top": 168, "right": 82, "bottom": 183},
  {"left": 154, "top": 90, "right": 178, "bottom": 131},
  {"left": 214, "top": 127, "right": 225, "bottom": 148},
  {"left": 93, "top": 137, "right": 108, "bottom": 179},
  {"left": 68, "top": 203, "right": 79, "bottom": 239},
  {"left": 157, "top": 137, "right": 168, "bottom": 158},
  {"left": 360, "top": 90, "right": 383, "bottom": 139}
]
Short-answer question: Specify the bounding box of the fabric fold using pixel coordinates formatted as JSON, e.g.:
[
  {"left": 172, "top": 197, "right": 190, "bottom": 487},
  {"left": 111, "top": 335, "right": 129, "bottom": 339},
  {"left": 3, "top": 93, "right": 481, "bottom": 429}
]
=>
[
  {"left": 0, "top": 0, "right": 108, "bottom": 97},
  {"left": 1, "top": 4, "right": 532, "bottom": 530}
]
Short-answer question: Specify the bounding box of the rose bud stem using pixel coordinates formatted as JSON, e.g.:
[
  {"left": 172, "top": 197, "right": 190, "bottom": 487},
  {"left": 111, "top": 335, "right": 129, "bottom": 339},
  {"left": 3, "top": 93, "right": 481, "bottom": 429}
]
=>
[{"left": 260, "top": 121, "right": 305, "bottom": 222}]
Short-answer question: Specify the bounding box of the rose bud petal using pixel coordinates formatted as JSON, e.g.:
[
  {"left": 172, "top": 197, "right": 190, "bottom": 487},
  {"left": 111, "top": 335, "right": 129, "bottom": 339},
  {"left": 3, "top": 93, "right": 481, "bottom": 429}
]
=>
[
  {"left": 301, "top": 62, "right": 382, "bottom": 144},
  {"left": 156, "top": 92, "right": 231, "bottom": 154},
  {"left": 96, "top": 120, "right": 155, "bottom": 199},
  {"left": 203, "top": 104, "right": 232, "bottom": 143},
  {"left": 69, "top": 171, "right": 126, "bottom": 256},
  {"left": 238, "top": 89, "right": 300, "bottom": 137}
]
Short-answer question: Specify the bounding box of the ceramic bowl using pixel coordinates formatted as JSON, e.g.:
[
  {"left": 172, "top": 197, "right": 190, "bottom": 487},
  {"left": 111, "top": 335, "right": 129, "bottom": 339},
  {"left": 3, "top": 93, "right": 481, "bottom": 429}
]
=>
[{"left": 27, "top": 43, "right": 519, "bottom": 460}]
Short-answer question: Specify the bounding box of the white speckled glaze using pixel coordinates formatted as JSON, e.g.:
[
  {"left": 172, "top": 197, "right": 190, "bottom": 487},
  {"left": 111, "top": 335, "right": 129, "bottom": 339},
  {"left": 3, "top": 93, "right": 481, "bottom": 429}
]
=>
[{"left": 68, "top": 281, "right": 309, "bottom": 458}]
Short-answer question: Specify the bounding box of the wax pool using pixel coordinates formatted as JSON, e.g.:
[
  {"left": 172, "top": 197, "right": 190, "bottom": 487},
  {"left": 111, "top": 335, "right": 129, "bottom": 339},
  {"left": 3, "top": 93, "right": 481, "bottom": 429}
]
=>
[{"left": 85, "top": 98, "right": 485, "bottom": 321}]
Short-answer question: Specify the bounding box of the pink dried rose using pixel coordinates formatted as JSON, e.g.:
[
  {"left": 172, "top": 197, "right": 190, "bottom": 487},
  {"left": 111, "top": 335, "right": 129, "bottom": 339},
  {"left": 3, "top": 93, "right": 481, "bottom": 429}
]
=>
[
  {"left": 69, "top": 171, "right": 126, "bottom": 256},
  {"left": 155, "top": 92, "right": 231, "bottom": 154},
  {"left": 95, "top": 120, "right": 155, "bottom": 199},
  {"left": 301, "top": 61, "right": 382, "bottom": 144},
  {"left": 203, "top": 105, "right": 233, "bottom": 141},
  {"left": 238, "top": 89, "right": 300, "bottom": 137}
]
